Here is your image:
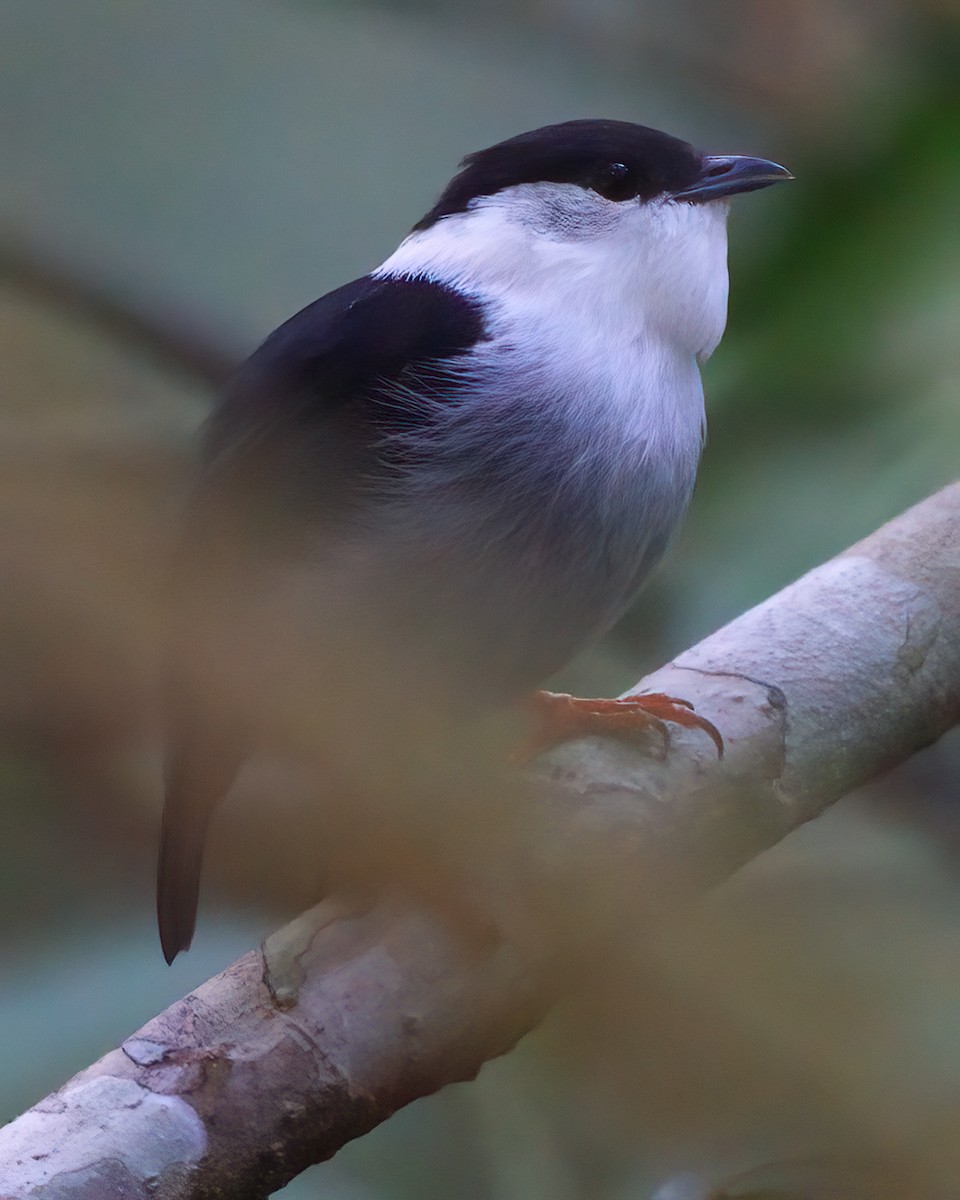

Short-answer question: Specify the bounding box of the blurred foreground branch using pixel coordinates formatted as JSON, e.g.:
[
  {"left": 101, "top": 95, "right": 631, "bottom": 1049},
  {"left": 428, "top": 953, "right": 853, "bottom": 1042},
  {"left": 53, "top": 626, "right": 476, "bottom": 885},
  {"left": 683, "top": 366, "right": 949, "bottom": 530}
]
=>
[{"left": 1, "top": 485, "right": 958, "bottom": 1199}]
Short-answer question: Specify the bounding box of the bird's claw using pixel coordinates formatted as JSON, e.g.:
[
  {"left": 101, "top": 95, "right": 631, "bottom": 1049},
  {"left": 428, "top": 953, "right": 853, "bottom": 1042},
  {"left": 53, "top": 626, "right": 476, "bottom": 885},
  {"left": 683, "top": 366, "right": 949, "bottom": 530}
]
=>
[{"left": 513, "top": 689, "right": 724, "bottom": 763}]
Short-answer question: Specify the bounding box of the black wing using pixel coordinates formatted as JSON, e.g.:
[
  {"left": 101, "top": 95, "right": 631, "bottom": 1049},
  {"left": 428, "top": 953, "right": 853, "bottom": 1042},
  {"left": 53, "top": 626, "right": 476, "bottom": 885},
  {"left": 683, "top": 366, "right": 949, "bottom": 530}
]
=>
[
  {"left": 157, "top": 273, "right": 488, "bottom": 963},
  {"left": 200, "top": 273, "right": 487, "bottom": 554}
]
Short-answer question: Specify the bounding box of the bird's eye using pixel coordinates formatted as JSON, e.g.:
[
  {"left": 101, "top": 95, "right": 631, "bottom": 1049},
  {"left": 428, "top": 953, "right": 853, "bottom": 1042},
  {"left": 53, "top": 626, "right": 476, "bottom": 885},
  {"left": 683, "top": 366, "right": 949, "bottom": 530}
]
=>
[{"left": 592, "top": 162, "right": 634, "bottom": 201}]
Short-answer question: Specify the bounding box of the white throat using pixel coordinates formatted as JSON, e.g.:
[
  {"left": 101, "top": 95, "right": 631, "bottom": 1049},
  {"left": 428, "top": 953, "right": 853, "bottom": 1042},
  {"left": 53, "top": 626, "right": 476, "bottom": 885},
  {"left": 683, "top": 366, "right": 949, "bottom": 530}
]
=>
[{"left": 377, "top": 184, "right": 732, "bottom": 363}]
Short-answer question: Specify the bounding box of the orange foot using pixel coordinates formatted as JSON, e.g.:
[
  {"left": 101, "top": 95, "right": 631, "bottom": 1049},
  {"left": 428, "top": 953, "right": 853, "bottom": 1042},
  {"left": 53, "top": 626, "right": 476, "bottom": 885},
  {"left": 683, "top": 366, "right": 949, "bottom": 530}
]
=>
[{"left": 514, "top": 690, "right": 724, "bottom": 763}]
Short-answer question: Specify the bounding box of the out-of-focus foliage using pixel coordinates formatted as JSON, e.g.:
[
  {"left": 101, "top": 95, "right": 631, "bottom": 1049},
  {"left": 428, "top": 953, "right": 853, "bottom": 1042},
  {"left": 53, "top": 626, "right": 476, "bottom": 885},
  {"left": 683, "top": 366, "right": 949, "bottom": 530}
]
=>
[{"left": 1, "top": 1, "right": 959, "bottom": 1197}]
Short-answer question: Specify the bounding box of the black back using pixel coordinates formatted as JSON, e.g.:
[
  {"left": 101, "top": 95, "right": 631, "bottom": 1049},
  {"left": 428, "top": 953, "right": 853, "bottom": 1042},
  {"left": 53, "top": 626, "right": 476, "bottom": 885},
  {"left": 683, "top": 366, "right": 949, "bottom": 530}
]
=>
[
  {"left": 193, "top": 274, "right": 489, "bottom": 557},
  {"left": 158, "top": 274, "right": 489, "bottom": 963}
]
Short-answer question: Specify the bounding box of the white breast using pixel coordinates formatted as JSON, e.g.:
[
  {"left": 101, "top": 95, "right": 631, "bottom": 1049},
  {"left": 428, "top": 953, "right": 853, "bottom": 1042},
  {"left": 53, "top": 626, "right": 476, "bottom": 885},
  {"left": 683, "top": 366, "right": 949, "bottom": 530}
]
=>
[{"left": 368, "top": 185, "right": 731, "bottom": 680}]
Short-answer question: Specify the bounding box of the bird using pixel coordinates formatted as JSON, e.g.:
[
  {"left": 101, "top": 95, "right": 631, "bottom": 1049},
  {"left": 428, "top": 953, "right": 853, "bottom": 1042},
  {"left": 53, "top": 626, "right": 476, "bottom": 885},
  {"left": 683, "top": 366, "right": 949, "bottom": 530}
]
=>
[{"left": 157, "top": 118, "right": 792, "bottom": 964}]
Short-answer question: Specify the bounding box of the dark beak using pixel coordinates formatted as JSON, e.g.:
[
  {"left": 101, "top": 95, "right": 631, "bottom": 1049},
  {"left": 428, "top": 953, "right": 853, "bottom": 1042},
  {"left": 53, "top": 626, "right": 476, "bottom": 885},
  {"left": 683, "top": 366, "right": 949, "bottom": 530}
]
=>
[{"left": 673, "top": 155, "right": 794, "bottom": 202}]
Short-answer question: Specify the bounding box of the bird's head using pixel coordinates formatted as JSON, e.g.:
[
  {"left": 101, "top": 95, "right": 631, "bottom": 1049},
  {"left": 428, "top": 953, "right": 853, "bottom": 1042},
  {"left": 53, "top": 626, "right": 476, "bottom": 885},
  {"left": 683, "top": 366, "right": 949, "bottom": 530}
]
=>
[{"left": 383, "top": 119, "right": 792, "bottom": 360}]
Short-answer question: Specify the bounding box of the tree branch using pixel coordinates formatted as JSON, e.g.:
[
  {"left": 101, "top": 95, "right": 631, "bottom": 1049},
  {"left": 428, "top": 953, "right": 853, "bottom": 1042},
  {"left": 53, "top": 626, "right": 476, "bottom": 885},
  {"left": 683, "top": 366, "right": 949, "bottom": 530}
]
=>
[
  {"left": 0, "top": 235, "right": 238, "bottom": 388},
  {"left": 1, "top": 484, "right": 958, "bottom": 1200}
]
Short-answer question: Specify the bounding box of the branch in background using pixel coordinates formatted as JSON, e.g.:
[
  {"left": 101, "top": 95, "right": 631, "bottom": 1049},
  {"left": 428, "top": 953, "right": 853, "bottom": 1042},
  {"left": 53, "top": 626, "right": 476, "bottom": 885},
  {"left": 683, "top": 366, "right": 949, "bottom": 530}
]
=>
[
  {"left": 0, "top": 485, "right": 958, "bottom": 1199},
  {"left": 0, "top": 235, "right": 239, "bottom": 389}
]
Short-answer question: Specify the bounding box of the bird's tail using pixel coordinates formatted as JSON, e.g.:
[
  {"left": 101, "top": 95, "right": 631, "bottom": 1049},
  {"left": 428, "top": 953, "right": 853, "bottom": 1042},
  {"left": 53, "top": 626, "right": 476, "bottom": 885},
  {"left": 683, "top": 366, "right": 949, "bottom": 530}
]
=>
[{"left": 157, "top": 715, "right": 240, "bottom": 965}]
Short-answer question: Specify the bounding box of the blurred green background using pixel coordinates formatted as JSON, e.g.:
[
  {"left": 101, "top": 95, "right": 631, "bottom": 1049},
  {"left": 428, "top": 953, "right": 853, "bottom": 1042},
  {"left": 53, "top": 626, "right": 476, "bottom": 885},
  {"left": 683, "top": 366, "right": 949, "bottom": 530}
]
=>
[{"left": 1, "top": 1, "right": 959, "bottom": 1196}]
